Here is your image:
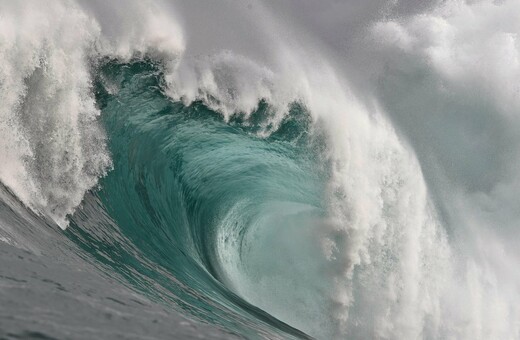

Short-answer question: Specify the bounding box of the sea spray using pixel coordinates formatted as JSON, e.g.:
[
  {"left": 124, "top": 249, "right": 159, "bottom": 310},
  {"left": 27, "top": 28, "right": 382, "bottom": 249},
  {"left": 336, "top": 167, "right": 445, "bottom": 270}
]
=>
[{"left": 0, "top": 1, "right": 519, "bottom": 339}]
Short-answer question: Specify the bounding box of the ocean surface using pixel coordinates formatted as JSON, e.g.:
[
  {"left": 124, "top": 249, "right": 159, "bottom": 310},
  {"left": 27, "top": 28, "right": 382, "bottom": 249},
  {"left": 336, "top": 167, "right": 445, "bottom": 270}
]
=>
[{"left": 1, "top": 1, "right": 520, "bottom": 339}]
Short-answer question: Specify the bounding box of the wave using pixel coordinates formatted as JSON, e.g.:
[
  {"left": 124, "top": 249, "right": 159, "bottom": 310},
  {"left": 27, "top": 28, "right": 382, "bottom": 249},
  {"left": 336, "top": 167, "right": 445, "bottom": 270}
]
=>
[{"left": 1, "top": 0, "right": 519, "bottom": 339}]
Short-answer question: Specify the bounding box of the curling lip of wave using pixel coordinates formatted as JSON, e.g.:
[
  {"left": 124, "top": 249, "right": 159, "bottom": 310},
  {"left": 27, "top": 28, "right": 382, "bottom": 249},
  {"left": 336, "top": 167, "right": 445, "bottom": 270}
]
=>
[{"left": 1, "top": 0, "right": 520, "bottom": 339}]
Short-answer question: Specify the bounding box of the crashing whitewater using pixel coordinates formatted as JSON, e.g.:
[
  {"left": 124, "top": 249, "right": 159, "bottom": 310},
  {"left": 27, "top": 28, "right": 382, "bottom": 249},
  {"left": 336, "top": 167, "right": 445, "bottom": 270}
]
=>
[{"left": 0, "top": 0, "right": 519, "bottom": 339}]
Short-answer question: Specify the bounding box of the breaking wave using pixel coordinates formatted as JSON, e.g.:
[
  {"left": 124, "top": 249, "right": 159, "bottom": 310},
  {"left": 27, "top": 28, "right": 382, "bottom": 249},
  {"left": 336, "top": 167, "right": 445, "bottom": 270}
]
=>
[{"left": 1, "top": 1, "right": 519, "bottom": 338}]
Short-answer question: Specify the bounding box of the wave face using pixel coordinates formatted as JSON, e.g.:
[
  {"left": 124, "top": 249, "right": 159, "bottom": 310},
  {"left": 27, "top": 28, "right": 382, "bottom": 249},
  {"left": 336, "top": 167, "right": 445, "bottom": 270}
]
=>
[{"left": 1, "top": 0, "right": 520, "bottom": 339}]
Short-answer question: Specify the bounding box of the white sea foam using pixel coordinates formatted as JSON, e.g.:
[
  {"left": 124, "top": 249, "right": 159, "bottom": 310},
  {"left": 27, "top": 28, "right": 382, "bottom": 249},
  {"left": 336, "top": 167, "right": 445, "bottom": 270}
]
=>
[
  {"left": 0, "top": 0, "right": 519, "bottom": 338},
  {"left": 0, "top": 0, "right": 184, "bottom": 228}
]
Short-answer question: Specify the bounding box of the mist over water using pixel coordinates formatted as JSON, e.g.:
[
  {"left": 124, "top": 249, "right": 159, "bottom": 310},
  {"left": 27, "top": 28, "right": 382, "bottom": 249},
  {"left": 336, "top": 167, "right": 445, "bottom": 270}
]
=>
[{"left": 1, "top": 0, "right": 519, "bottom": 339}]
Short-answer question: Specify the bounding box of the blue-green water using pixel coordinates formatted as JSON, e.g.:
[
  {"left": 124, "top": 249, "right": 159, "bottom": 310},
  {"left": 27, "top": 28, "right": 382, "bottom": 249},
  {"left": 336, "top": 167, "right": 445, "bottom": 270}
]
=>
[
  {"left": 3, "top": 2, "right": 520, "bottom": 339},
  {"left": 66, "top": 60, "right": 327, "bottom": 339}
]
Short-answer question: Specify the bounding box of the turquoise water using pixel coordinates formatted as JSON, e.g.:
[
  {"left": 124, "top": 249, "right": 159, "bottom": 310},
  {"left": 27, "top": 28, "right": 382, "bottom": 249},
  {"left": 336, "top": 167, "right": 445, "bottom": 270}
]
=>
[
  {"left": 65, "top": 60, "right": 327, "bottom": 339},
  {"left": 4, "top": 2, "right": 520, "bottom": 338}
]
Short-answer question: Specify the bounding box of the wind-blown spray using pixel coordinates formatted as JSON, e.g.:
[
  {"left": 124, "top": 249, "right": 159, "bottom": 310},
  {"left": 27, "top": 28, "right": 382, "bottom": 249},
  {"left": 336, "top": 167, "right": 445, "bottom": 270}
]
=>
[{"left": 0, "top": 0, "right": 519, "bottom": 339}]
